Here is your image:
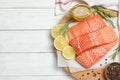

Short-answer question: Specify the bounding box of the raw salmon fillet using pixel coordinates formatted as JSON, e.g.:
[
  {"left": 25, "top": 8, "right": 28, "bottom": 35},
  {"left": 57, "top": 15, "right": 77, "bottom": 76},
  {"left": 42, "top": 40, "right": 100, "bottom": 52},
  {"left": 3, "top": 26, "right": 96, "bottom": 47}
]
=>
[
  {"left": 68, "top": 14, "right": 106, "bottom": 41},
  {"left": 76, "top": 39, "right": 118, "bottom": 68},
  {"left": 70, "top": 26, "right": 118, "bottom": 55},
  {"left": 68, "top": 14, "right": 119, "bottom": 68}
]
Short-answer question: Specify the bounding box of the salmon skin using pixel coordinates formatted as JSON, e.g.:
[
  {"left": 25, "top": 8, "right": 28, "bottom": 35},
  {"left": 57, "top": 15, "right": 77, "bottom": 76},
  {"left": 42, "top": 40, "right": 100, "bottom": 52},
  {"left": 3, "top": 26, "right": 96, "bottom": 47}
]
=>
[{"left": 68, "top": 14, "right": 119, "bottom": 68}]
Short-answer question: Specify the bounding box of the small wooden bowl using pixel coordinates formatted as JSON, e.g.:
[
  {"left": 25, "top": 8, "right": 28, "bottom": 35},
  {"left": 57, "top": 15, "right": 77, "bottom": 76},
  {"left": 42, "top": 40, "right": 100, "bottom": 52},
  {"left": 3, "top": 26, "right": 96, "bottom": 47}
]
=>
[{"left": 105, "top": 62, "right": 120, "bottom": 80}]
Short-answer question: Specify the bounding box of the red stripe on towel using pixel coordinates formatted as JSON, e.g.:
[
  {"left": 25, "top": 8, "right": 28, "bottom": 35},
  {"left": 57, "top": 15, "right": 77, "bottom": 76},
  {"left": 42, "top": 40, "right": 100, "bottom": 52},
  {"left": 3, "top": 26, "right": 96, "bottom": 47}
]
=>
[{"left": 55, "top": 1, "right": 69, "bottom": 5}]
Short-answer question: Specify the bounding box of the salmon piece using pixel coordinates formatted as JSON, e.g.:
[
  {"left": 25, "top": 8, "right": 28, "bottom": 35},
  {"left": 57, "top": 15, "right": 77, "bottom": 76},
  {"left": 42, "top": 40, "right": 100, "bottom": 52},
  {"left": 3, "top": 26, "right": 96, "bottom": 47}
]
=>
[
  {"left": 67, "top": 14, "right": 119, "bottom": 68},
  {"left": 68, "top": 20, "right": 89, "bottom": 41},
  {"left": 70, "top": 26, "right": 118, "bottom": 55},
  {"left": 68, "top": 14, "right": 106, "bottom": 41},
  {"left": 76, "top": 39, "right": 118, "bottom": 68},
  {"left": 86, "top": 14, "right": 107, "bottom": 32}
]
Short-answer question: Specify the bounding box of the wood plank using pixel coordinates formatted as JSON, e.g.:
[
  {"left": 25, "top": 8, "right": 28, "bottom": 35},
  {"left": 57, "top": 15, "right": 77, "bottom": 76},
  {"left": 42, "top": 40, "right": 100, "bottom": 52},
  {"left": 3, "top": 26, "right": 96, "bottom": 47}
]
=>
[
  {"left": 0, "top": 9, "right": 62, "bottom": 29},
  {"left": 0, "top": 53, "right": 69, "bottom": 76},
  {"left": 0, "top": 76, "right": 74, "bottom": 80},
  {"left": 0, "top": 0, "right": 54, "bottom": 8},
  {"left": 0, "top": 30, "right": 53, "bottom": 52}
]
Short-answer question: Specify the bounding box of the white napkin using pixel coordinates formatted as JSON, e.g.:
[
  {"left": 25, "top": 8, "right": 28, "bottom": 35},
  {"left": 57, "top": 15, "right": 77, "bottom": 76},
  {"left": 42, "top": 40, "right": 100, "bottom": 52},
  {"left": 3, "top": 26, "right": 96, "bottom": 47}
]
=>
[{"left": 54, "top": 0, "right": 118, "bottom": 15}]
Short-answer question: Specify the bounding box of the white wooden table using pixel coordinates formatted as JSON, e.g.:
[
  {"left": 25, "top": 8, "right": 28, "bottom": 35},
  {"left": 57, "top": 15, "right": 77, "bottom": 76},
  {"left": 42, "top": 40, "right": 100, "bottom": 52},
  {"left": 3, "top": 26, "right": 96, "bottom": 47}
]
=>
[{"left": 0, "top": 0, "right": 74, "bottom": 80}]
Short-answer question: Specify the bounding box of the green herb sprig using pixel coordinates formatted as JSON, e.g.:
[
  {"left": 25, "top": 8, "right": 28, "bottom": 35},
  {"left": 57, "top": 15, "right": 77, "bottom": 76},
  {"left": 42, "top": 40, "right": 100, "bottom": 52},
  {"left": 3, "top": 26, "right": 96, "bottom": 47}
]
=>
[
  {"left": 93, "top": 6, "right": 116, "bottom": 28},
  {"left": 111, "top": 45, "right": 120, "bottom": 60},
  {"left": 59, "top": 19, "right": 72, "bottom": 37},
  {"left": 93, "top": 6, "right": 119, "bottom": 60}
]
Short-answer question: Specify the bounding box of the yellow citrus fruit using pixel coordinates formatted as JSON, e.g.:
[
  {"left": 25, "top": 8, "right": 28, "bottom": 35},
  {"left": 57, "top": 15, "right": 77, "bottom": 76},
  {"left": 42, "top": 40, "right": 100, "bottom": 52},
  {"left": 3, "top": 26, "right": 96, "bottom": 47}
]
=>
[
  {"left": 51, "top": 24, "right": 64, "bottom": 38},
  {"left": 62, "top": 46, "right": 76, "bottom": 60},
  {"left": 54, "top": 35, "right": 68, "bottom": 51}
]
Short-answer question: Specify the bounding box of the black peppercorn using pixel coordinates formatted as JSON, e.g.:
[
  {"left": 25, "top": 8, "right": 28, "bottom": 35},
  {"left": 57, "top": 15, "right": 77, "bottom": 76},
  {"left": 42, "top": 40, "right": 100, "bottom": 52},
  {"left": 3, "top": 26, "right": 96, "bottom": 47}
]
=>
[
  {"left": 105, "top": 62, "right": 120, "bottom": 80},
  {"left": 87, "top": 73, "right": 90, "bottom": 75}
]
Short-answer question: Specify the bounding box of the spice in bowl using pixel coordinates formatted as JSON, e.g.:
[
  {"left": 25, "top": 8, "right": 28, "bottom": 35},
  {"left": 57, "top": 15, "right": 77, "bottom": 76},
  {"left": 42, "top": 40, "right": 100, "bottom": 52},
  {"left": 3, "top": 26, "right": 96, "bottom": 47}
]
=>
[{"left": 105, "top": 62, "right": 120, "bottom": 80}]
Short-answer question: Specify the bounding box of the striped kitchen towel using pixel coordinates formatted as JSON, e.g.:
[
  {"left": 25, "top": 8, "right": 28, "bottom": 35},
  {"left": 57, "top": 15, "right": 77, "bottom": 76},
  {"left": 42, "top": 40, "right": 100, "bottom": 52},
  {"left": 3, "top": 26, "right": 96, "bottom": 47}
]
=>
[{"left": 54, "top": 0, "right": 118, "bottom": 15}]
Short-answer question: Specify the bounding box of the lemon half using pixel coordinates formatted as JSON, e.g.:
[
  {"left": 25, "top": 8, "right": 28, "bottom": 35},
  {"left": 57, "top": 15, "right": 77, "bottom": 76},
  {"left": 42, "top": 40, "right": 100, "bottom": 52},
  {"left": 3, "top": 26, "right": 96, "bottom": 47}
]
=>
[
  {"left": 62, "top": 46, "right": 76, "bottom": 60},
  {"left": 51, "top": 24, "right": 64, "bottom": 38},
  {"left": 54, "top": 35, "right": 69, "bottom": 51}
]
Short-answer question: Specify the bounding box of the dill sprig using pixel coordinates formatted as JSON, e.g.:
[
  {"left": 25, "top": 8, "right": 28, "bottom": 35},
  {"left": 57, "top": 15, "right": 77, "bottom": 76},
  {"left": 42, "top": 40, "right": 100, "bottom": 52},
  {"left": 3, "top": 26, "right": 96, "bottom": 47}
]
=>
[
  {"left": 59, "top": 19, "right": 72, "bottom": 37},
  {"left": 93, "top": 6, "right": 116, "bottom": 28}
]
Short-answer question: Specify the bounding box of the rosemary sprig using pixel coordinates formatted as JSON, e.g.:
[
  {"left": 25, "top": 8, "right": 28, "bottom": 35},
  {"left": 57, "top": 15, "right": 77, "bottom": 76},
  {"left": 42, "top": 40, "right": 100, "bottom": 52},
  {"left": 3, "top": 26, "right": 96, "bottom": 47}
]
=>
[
  {"left": 93, "top": 6, "right": 120, "bottom": 60},
  {"left": 111, "top": 45, "right": 120, "bottom": 60},
  {"left": 59, "top": 19, "right": 72, "bottom": 37},
  {"left": 93, "top": 6, "right": 116, "bottom": 28},
  {"left": 103, "top": 11, "right": 116, "bottom": 18}
]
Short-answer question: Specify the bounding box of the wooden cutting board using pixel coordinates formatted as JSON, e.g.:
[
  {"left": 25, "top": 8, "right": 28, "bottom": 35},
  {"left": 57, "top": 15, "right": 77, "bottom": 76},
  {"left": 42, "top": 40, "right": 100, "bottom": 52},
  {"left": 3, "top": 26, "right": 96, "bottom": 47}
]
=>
[{"left": 57, "top": 8, "right": 118, "bottom": 80}]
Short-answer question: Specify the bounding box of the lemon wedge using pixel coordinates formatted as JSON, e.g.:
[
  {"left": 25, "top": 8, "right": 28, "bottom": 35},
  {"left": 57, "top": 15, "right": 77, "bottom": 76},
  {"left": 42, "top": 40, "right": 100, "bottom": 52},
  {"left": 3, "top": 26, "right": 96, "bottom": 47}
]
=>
[
  {"left": 54, "top": 35, "right": 69, "bottom": 51},
  {"left": 62, "top": 46, "right": 76, "bottom": 60},
  {"left": 51, "top": 24, "right": 64, "bottom": 38}
]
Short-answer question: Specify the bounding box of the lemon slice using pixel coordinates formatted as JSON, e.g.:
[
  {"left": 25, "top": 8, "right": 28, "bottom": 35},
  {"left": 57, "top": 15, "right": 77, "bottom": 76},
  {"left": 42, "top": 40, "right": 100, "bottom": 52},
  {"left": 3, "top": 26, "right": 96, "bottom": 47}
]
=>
[
  {"left": 70, "top": 4, "right": 91, "bottom": 21},
  {"left": 54, "top": 35, "right": 69, "bottom": 51},
  {"left": 51, "top": 24, "right": 64, "bottom": 38},
  {"left": 62, "top": 46, "right": 76, "bottom": 60}
]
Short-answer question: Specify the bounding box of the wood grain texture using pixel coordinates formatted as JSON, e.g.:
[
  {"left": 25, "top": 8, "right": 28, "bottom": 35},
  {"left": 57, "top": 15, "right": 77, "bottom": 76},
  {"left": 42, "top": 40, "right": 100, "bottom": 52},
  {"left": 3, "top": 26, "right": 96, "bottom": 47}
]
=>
[
  {"left": 70, "top": 68, "right": 106, "bottom": 80},
  {"left": 0, "top": 53, "right": 67, "bottom": 75},
  {"left": 0, "top": 9, "right": 62, "bottom": 29},
  {"left": 0, "top": 76, "right": 73, "bottom": 80},
  {"left": 0, "top": 30, "right": 55, "bottom": 53},
  {"left": 0, "top": 0, "right": 54, "bottom": 8},
  {"left": 0, "top": 0, "right": 75, "bottom": 80}
]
